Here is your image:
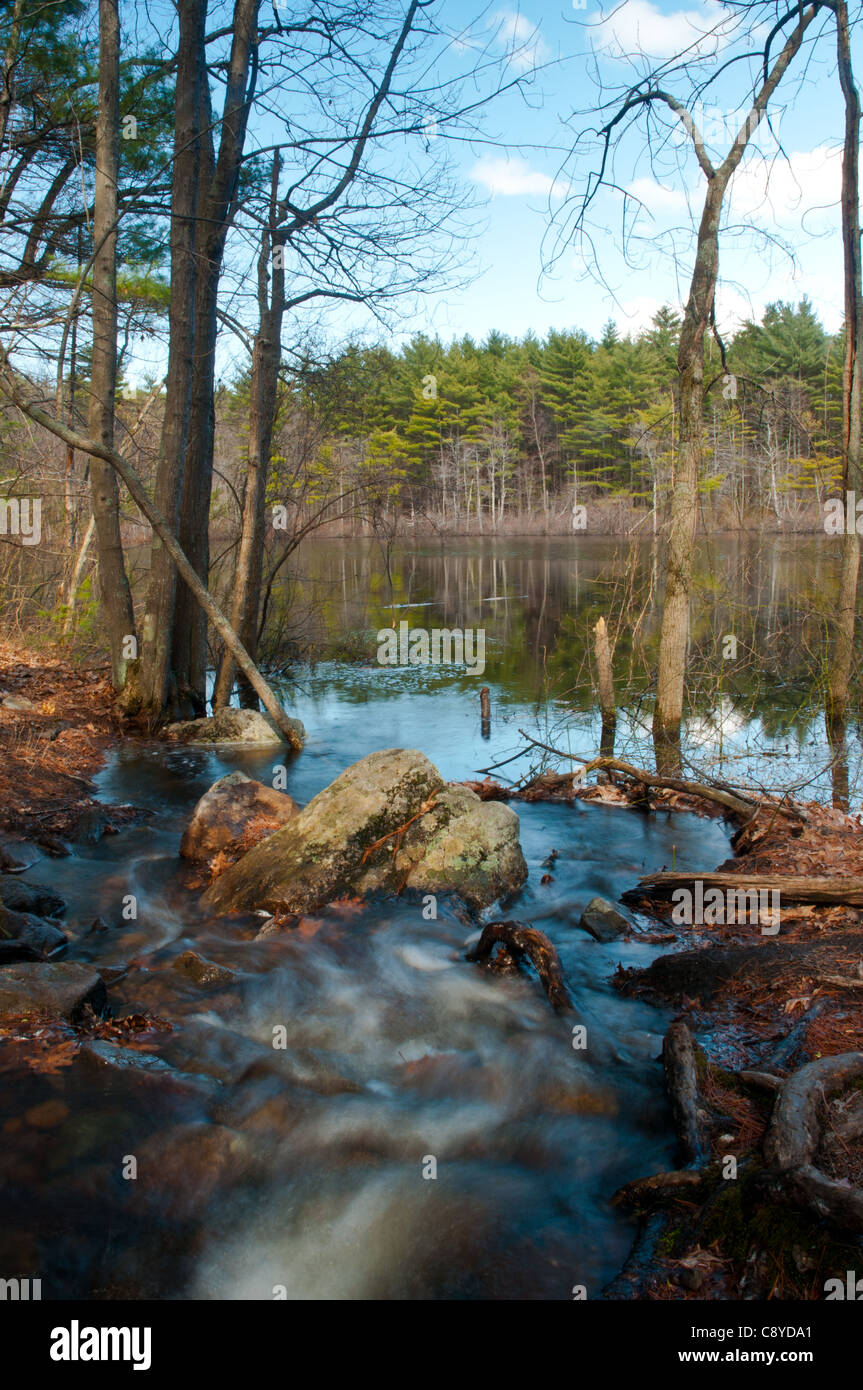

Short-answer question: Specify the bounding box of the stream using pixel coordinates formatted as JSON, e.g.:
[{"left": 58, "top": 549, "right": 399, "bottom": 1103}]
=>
[{"left": 1, "top": 657, "right": 731, "bottom": 1301}]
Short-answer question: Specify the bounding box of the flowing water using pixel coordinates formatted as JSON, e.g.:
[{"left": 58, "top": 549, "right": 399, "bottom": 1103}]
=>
[{"left": 0, "top": 535, "right": 844, "bottom": 1299}]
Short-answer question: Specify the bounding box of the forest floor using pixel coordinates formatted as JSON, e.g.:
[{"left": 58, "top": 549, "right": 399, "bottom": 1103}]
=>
[
  {"left": 0, "top": 638, "right": 136, "bottom": 846},
  {"left": 609, "top": 800, "right": 863, "bottom": 1300}
]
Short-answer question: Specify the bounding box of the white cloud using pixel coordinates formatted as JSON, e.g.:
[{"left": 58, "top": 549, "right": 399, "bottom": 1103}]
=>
[
  {"left": 625, "top": 176, "right": 690, "bottom": 215},
  {"left": 727, "top": 146, "right": 841, "bottom": 231},
  {"left": 471, "top": 156, "right": 565, "bottom": 197},
  {"left": 594, "top": 0, "right": 736, "bottom": 61},
  {"left": 492, "top": 9, "right": 550, "bottom": 71}
]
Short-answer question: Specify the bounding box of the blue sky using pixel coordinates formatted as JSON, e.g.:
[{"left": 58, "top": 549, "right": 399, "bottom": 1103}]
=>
[
  {"left": 402, "top": 0, "right": 854, "bottom": 347},
  {"left": 120, "top": 0, "right": 858, "bottom": 384}
]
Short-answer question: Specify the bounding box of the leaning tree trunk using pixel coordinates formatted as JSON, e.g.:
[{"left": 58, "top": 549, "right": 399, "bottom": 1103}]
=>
[
  {"left": 88, "top": 0, "right": 135, "bottom": 691},
  {"left": 0, "top": 383, "right": 304, "bottom": 750},
  {"left": 133, "top": 0, "right": 206, "bottom": 721},
  {"left": 826, "top": 0, "right": 862, "bottom": 811}
]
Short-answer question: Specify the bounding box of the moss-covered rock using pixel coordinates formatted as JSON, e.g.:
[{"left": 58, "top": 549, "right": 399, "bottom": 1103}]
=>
[{"left": 201, "top": 749, "right": 527, "bottom": 915}]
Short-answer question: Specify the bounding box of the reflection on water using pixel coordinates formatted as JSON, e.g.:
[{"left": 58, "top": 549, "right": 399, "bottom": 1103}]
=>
[{"left": 271, "top": 533, "right": 858, "bottom": 802}]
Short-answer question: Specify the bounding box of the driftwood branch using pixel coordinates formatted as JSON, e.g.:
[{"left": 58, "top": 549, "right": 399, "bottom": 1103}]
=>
[{"left": 516, "top": 734, "right": 798, "bottom": 823}]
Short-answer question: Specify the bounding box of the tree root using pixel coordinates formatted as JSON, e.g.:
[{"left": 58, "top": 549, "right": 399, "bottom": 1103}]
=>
[
  {"left": 763, "top": 1051, "right": 863, "bottom": 1233},
  {"left": 601, "top": 1211, "right": 672, "bottom": 1299},
  {"left": 611, "top": 1169, "right": 705, "bottom": 1209},
  {"left": 465, "top": 920, "right": 574, "bottom": 1013}
]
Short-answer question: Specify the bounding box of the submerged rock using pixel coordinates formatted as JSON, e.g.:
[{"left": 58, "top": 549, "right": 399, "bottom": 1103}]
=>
[
  {"left": 0, "top": 875, "right": 66, "bottom": 917},
  {"left": 2, "top": 908, "right": 67, "bottom": 956},
  {"left": 74, "top": 806, "right": 109, "bottom": 844},
  {"left": 180, "top": 771, "right": 297, "bottom": 863},
  {"left": 170, "top": 949, "right": 235, "bottom": 986},
  {"left": 164, "top": 706, "right": 305, "bottom": 748},
  {"left": 203, "top": 748, "right": 527, "bottom": 915},
  {"left": 578, "top": 896, "right": 632, "bottom": 942},
  {"left": 0, "top": 962, "right": 106, "bottom": 1021}
]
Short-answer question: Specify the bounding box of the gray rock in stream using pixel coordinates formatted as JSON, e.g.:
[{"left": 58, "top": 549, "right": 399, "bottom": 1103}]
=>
[
  {"left": 0, "top": 962, "right": 106, "bottom": 1021},
  {"left": 578, "top": 896, "right": 632, "bottom": 942},
  {"left": 164, "top": 706, "right": 305, "bottom": 748},
  {"left": 202, "top": 748, "right": 527, "bottom": 915}
]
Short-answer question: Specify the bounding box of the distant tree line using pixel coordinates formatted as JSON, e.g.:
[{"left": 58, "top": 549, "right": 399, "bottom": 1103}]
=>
[{"left": 278, "top": 298, "right": 843, "bottom": 533}]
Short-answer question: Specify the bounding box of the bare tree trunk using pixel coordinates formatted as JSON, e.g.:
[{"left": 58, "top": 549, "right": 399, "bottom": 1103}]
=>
[
  {"left": 653, "top": 176, "right": 724, "bottom": 773},
  {"left": 826, "top": 0, "right": 862, "bottom": 811},
  {"left": 593, "top": 615, "right": 617, "bottom": 757},
  {"left": 651, "top": 7, "right": 816, "bottom": 774},
  {"left": 213, "top": 152, "right": 284, "bottom": 711},
  {"left": 134, "top": 0, "right": 206, "bottom": 720},
  {"left": 88, "top": 0, "right": 135, "bottom": 690},
  {"left": 171, "top": 0, "right": 260, "bottom": 715}
]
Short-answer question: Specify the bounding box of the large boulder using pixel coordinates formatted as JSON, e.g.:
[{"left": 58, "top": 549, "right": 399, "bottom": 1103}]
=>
[
  {"left": 202, "top": 749, "right": 527, "bottom": 915},
  {"left": 355, "top": 784, "right": 527, "bottom": 908},
  {"left": 164, "top": 706, "right": 305, "bottom": 750},
  {"left": 180, "top": 771, "right": 297, "bottom": 863},
  {"left": 0, "top": 963, "right": 106, "bottom": 1022}
]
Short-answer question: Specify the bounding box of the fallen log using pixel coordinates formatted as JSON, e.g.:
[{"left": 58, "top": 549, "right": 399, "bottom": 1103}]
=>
[
  {"left": 663, "top": 1020, "right": 711, "bottom": 1165},
  {"left": 631, "top": 871, "right": 863, "bottom": 908},
  {"left": 465, "top": 920, "right": 574, "bottom": 1013}
]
